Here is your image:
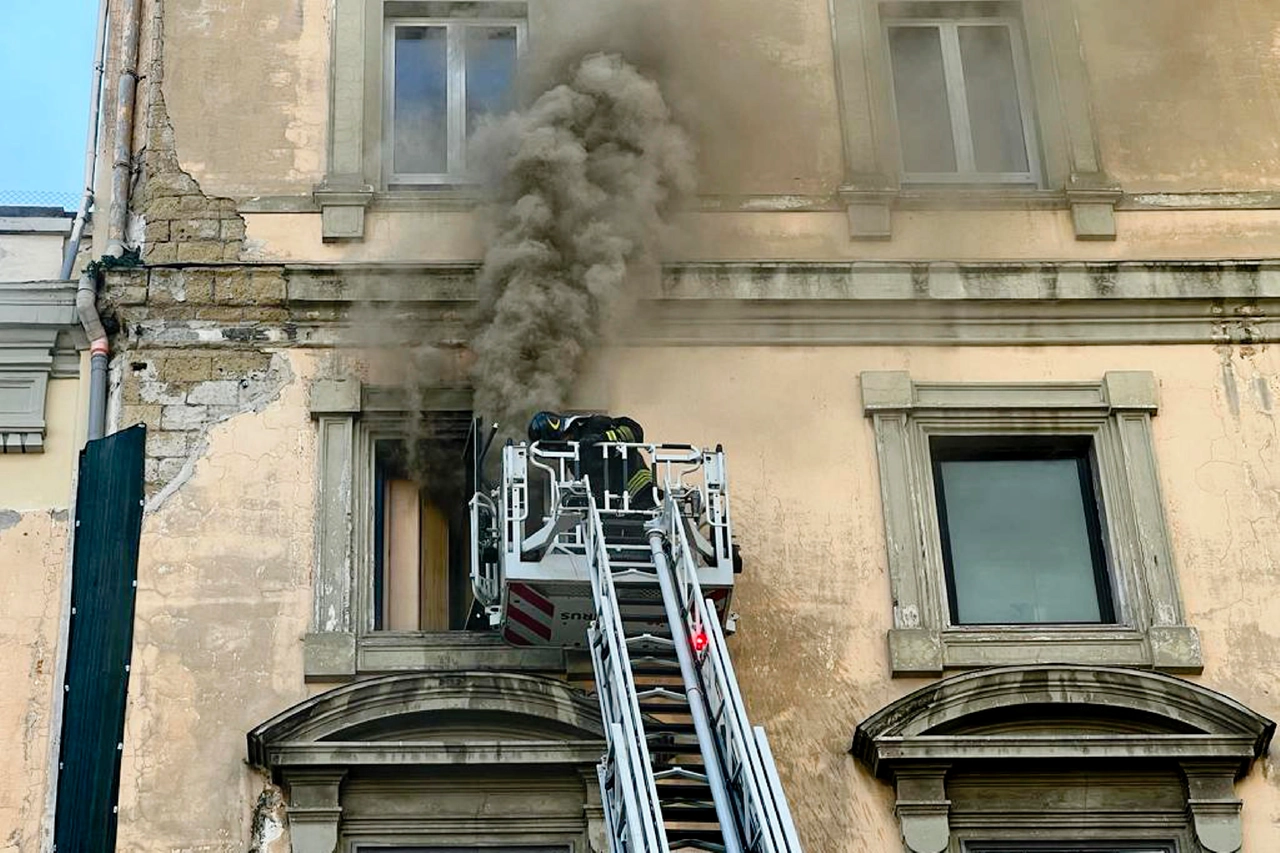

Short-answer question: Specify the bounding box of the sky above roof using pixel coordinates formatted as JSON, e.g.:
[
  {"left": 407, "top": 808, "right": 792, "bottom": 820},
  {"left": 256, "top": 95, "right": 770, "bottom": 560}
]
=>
[{"left": 0, "top": 2, "right": 99, "bottom": 208}]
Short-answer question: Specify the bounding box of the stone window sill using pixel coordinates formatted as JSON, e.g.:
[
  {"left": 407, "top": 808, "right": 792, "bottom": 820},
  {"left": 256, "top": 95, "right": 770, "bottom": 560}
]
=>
[
  {"left": 303, "top": 630, "right": 565, "bottom": 681},
  {"left": 889, "top": 624, "right": 1202, "bottom": 677}
]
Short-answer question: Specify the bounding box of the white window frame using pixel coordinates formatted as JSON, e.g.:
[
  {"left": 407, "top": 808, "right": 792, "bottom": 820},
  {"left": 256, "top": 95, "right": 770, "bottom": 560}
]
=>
[
  {"left": 883, "top": 16, "right": 1042, "bottom": 185},
  {"left": 382, "top": 17, "right": 527, "bottom": 187}
]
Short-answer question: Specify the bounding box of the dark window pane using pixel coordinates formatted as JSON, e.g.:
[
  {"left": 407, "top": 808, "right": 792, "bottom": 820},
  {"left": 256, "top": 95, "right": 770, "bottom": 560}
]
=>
[
  {"left": 936, "top": 456, "right": 1107, "bottom": 624},
  {"left": 958, "top": 25, "right": 1029, "bottom": 173},
  {"left": 394, "top": 26, "right": 448, "bottom": 174},
  {"left": 466, "top": 26, "right": 518, "bottom": 137},
  {"left": 888, "top": 26, "right": 957, "bottom": 173}
]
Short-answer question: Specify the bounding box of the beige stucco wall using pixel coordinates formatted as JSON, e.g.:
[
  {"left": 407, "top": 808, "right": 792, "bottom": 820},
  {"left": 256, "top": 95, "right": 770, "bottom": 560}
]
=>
[
  {"left": 0, "top": 234, "right": 66, "bottom": 283},
  {"left": 0, "top": 377, "right": 88, "bottom": 511},
  {"left": 134, "top": 0, "right": 1280, "bottom": 269},
  {"left": 585, "top": 341, "right": 1280, "bottom": 850},
  {"left": 0, "top": 369, "right": 85, "bottom": 851},
  {"left": 243, "top": 206, "right": 1280, "bottom": 264},
  {"left": 0, "top": 510, "right": 71, "bottom": 853},
  {"left": 148, "top": 0, "right": 1280, "bottom": 226},
  {"left": 107, "top": 340, "right": 1280, "bottom": 850},
  {"left": 1081, "top": 0, "right": 1280, "bottom": 191},
  {"left": 115, "top": 349, "right": 315, "bottom": 851}
]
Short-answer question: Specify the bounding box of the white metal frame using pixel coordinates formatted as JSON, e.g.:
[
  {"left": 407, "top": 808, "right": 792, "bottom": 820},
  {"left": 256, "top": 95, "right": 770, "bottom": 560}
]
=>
[
  {"left": 883, "top": 16, "right": 1042, "bottom": 185},
  {"left": 383, "top": 16, "right": 527, "bottom": 187}
]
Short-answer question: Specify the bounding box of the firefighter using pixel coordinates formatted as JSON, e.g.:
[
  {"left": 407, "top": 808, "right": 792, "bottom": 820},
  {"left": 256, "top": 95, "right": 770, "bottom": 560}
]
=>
[{"left": 528, "top": 411, "right": 657, "bottom": 510}]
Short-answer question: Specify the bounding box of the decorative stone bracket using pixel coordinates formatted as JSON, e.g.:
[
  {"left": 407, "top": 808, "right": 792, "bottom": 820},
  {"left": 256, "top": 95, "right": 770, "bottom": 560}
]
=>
[
  {"left": 282, "top": 769, "right": 346, "bottom": 853},
  {"left": 313, "top": 184, "right": 374, "bottom": 242},
  {"left": 1066, "top": 172, "right": 1124, "bottom": 241}
]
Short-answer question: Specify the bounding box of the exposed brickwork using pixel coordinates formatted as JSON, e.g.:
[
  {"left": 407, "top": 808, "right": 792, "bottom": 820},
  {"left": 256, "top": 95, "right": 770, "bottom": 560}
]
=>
[
  {"left": 103, "top": 264, "right": 298, "bottom": 495},
  {"left": 117, "top": 346, "right": 281, "bottom": 492},
  {"left": 136, "top": 92, "right": 244, "bottom": 264}
]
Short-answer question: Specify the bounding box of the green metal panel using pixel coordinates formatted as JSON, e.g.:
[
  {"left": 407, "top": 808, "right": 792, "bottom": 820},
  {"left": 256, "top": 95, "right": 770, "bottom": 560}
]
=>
[{"left": 53, "top": 424, "right": 145, "bottom": 853}]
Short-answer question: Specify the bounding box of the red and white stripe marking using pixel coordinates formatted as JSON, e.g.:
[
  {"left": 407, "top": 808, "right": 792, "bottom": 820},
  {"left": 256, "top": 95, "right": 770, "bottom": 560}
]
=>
[{"left": 503, "top": 582, "right": 555, "bottom": 646}]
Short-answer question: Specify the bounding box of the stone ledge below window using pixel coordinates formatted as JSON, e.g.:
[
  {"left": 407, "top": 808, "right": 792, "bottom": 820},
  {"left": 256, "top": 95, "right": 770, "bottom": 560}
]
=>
[
  {"left": 889, "top": 624, "right": 1203, "bottom": 677},
  {"left": 303, "top": 630, "right": 566, "bottom": 681}
]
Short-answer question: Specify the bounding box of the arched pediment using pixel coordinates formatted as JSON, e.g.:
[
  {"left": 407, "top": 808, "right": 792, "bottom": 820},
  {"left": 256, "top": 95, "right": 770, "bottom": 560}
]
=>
[
  {"left": 248, "top": 671, "right": 604, "bottom": 772},
  {"left": 853, "top": 665, "right": 1274, "bottom": 779}
]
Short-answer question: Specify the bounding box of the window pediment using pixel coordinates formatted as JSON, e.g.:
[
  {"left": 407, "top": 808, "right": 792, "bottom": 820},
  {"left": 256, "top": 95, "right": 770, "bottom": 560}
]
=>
[
  {"left": 854, "top": 665, "right": 1273, "bottom": 777},
  {"left": 249, "top": 672, "right": 605, "bottom": 853},
  {"left": 853, "top": 666, "right": 1274, "bottom": 853},
  {"left": 248, "top": 671, "right": 603, "bottom": 771}
]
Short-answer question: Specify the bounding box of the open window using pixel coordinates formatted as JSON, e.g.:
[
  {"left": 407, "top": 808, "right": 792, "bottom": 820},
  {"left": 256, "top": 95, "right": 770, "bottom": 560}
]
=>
[
  {"left": 307, "top": 382, "right": 564, "bottom": 679},
  {"left": 371, "top": 436, "right": 471, "bottom": 631}
]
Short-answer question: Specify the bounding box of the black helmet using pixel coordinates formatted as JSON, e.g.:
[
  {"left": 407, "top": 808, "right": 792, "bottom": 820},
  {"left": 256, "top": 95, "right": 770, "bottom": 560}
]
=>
[{"left": 528, "top": 411, "right": 566, "bottom": 442}]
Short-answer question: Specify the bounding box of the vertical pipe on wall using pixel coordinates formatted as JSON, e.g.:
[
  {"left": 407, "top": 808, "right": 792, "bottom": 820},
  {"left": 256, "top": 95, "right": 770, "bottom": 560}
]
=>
[
  {"left": 107, "top": 0, "right": 143, "bottom": 257},
  {"left": 60, "top": 0, "right": 110, "bottom": 280}
]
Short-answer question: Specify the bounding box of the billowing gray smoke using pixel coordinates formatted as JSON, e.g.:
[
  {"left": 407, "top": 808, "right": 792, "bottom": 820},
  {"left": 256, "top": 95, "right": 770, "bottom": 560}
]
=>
[{"left": 469, "top": 52, "right": 695, "bottom": 431}]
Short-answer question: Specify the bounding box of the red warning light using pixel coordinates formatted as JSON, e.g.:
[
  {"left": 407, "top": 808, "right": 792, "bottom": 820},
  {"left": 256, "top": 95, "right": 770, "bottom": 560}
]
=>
[{"left": 691, "top": 628, "right": 709, "bottom": 652}]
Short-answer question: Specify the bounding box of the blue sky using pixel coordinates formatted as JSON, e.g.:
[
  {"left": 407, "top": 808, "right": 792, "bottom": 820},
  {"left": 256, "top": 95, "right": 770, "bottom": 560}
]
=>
[{"left": 0, "top": 2, "right": 99, "bottom": 205}]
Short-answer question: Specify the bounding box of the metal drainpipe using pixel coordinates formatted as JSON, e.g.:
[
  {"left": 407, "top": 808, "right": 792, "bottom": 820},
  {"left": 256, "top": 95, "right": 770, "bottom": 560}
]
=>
[
  {"left": 60, "top": 0, "right": 109, "bottom": 281},
  {"left": 42, "top": 2, "right": 125, "bottom": 848},
  {"left": 107, "top": 0, "right": 144, "bottom": 259},
  {"left": 68, "top": 0, "right": 115, "bottom": 441}
]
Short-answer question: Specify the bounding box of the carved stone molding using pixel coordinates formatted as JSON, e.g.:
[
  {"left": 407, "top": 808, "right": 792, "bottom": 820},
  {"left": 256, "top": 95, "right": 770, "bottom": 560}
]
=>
[
  {"left": 853, "top": 666, "right": 1274, "bottom": 853},
  {"left": 0, "top": 281, "right": 83, "bottom": 453}
]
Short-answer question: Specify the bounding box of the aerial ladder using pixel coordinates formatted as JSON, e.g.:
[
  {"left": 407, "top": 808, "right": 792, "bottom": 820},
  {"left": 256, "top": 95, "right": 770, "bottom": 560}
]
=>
[{"left": 471, "top": 434, "right": 804, "bottom": 853}]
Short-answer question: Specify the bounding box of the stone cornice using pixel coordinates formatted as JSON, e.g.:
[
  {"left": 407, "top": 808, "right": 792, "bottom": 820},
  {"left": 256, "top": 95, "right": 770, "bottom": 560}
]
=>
[
  {"left": 105, "top": 260, "right": 1280, "bottom": 347},
  {"left": 262, "top": 740, "right": 606, "bottom": 768},
  {"left": 0, "top": 280, "right": 80, "bottom": 327},
  {"left": 248, "top": 670, "right": 603, "bottom": 769}
]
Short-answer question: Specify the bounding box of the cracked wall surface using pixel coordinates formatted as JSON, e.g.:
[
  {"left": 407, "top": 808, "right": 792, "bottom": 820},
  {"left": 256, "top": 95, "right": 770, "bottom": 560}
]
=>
[
  {"left": 0, "top": 511, "right": 69, "bottom": 853},
  {"left": 92, "top": 338, "right": 1280, "bottom": 851},
  {"left": 114, "top": 350, "right": 315, "bottom": 851}
]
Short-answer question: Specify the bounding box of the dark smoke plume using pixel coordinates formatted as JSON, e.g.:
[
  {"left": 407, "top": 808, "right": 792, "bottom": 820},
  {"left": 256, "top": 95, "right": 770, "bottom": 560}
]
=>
[{"left": 469, "top": 52, "right": 696, "bottom": 431}]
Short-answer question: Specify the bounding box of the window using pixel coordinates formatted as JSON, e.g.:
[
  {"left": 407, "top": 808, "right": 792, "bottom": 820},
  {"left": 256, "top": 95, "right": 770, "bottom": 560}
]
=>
[
  {"left": 884, "top": 10, "right": 1040, "bottom": 183},
  {"left": 383, "top": 17, "right": 525, "bottom": 186},
  {"left": 931, "top": 436, "right": 1113, "bottom": 626},
  {"left": 828, "top": 0, "right": 1122, "bottom": 238},
  {"left": 860, "top": 371, "right": 1202, "bottom": 676},
  {"left": 371, "top": 438, "right": 464, "bottom": 632},
  {"left": 307, "top": 380, "right": 564, "bottom": 679}
]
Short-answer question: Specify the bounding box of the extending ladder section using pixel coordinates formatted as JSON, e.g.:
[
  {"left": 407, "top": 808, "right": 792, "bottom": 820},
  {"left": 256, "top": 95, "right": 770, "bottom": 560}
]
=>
[
  {"left": 585, "top": 493, "right": 803, "bottom": 853},
  {"left": 471, "top": 438, "right": 803, "bottom": 853}
]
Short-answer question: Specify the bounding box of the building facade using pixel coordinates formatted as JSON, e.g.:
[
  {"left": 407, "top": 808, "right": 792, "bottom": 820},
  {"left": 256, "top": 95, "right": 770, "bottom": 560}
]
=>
[
  {"left": 12, "top": 0, "right": 1280, "bottom": 851},
  {"left": 0, "top": 205, "right": 88, "bottom": 851}
]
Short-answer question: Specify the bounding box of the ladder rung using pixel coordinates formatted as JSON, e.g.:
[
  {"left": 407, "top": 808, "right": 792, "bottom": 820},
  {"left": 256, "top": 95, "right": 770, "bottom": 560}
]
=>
[
  {"left": 625, "top": 633, "right": 674, "bottom": 648},
  {"left": 653, "top": 767, "right": 708, "bottom": 783},
  {"left": 635, "top": 687, "right": 687, "bottom": 702}
]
